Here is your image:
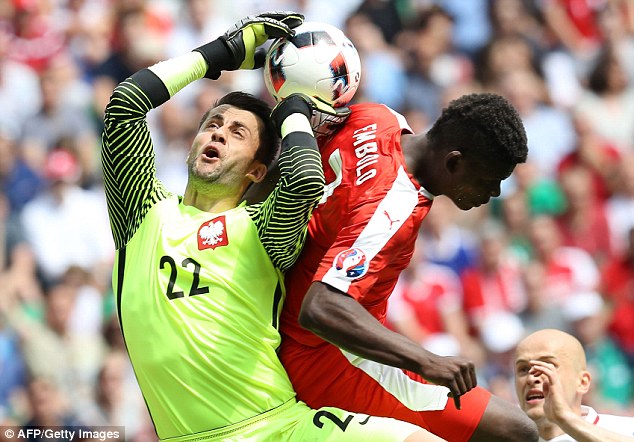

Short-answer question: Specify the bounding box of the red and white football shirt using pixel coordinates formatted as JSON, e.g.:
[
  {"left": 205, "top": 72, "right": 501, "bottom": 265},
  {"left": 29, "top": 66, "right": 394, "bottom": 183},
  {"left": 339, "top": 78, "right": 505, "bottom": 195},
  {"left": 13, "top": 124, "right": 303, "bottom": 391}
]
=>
[{"left": 280, "top": 103, "right": 433, "bottom": 346}]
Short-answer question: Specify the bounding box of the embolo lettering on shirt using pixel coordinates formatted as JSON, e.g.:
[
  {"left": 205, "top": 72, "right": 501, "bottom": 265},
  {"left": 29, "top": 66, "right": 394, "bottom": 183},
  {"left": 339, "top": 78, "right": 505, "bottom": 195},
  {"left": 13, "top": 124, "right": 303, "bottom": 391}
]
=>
[{"left": 352, "top": 123, "right": 378, "bottom": 185}]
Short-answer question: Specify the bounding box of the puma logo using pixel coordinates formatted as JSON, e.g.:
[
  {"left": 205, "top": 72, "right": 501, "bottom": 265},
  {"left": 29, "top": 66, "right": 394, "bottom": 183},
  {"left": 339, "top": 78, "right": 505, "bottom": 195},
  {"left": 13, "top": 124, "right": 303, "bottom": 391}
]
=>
[{"left": 384, "top": 210, "right": 400, "bottom": 229}]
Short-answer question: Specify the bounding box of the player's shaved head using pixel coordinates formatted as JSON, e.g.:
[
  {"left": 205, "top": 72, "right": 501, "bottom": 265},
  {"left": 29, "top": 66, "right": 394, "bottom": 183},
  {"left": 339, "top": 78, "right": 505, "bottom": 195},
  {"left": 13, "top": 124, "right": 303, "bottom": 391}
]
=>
[
  {"left": 514, "top": 329, "right": 596, "bottom": 442},
  {"left": 514, "top": 328, "right": 591, "bottom": 428},
  {"left": 515, "top": 329, "right": 586, "bottom": 372}
]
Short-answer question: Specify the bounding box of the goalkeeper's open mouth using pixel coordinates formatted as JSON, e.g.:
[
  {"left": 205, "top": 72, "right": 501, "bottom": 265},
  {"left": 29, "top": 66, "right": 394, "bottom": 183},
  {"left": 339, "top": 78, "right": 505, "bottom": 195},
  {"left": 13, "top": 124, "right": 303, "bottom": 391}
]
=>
[{"left": 202, "top": 145, "right": 221, "bottom": 161}]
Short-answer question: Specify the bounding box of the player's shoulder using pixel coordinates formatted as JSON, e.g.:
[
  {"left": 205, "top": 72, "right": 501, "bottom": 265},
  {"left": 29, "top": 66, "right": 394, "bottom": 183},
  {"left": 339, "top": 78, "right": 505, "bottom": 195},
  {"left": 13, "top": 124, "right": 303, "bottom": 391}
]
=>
[
  {"left": 349, "top": 102, "right": 402, "bottom": 119},
  {"left": 598, "top": 412, "right": 634, "bottom": 430},
  {"left": 342, "top": 102, "right": 412, "bottom": 134},
  {"left": 349, "top": 102, "right": 391, "bottom": 113}
]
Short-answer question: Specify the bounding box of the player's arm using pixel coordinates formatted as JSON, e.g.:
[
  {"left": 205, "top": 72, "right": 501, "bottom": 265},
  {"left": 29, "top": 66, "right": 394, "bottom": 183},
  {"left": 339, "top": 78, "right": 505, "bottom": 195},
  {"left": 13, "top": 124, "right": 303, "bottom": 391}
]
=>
[
  {"left": 101, "top": 68, "right": 167, "bottom": 250},
  {"left": 102, "top": 12, "right": 303, "bottom": 249},
  {"left": 300, "top": 282, "right": 476, "bottom": 408},
  {"left": 299, "top": 119, "right": 475, "bottom": 406},
  {"left": 248, "top": 95, "right": 333, "bottom": 271},
  {"left": 559, "top": 417, "right": 634, "bottom": 442},
  {"left": 529, "top": 361, "right": 634, "bottom": 442}
]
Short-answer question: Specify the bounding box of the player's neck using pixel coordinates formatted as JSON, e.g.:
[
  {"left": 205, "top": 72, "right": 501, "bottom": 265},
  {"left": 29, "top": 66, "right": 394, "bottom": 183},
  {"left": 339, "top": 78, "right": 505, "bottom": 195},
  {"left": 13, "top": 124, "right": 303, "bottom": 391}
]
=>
[
  {"left": 402, "top": 134, "right": 440, "bottom": 196},
  {"left": 538, "top": 420, "right": 566, "bottom": 441},
  {"left": 182, "top": 186, "right": 241, "bottom": 214},
  {"left": 400, "top": 133, "right": 419, "bottom": 172}
]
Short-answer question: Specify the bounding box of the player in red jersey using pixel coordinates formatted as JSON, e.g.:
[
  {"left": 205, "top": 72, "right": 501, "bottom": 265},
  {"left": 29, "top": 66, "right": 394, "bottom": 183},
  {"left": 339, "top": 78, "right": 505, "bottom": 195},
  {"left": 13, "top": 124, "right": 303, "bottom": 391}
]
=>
[{"left": 276, "top": 95, "right": 538, "bottom": 442}]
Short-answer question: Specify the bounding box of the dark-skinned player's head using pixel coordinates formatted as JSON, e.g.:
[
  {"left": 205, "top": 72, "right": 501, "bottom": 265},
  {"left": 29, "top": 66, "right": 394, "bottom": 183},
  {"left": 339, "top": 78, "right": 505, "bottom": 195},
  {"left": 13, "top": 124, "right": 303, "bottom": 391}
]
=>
[{"left": 414, "top": 93, "right": 528, "bottom": 210}]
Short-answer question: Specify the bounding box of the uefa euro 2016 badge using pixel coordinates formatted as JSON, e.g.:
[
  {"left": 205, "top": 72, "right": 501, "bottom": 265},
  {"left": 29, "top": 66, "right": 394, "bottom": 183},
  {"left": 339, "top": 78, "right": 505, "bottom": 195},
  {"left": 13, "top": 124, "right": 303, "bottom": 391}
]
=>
[
  {"left": 197, "top": 215, "right": 229, "bottom": 250},
  {"left": 333, "top": 247, "right": 368, "bottom": 279}
]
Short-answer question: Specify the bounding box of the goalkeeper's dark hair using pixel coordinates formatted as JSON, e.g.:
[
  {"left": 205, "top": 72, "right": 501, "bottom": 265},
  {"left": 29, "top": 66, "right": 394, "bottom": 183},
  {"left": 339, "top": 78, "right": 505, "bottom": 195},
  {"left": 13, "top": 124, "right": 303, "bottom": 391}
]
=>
[
  {"left": 426, "top": 93, "right": 527, "bottom": 168},
  {"left": 199, "top": 91, "right": 279, "bottom": 169}
]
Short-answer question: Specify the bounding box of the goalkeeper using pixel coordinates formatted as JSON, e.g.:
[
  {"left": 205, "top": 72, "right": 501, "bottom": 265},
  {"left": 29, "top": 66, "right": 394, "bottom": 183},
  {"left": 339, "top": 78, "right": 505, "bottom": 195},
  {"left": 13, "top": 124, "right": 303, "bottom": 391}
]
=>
[{"left": 101, "top": 11, "right": 445, "bottom": 442}]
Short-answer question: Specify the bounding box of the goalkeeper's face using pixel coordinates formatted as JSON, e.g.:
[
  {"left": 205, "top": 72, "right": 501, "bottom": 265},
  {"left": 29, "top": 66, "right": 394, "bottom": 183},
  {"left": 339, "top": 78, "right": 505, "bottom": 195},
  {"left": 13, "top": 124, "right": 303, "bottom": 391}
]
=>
[{"left": 187, "top": 105, "right": 267, "bottom": 191}]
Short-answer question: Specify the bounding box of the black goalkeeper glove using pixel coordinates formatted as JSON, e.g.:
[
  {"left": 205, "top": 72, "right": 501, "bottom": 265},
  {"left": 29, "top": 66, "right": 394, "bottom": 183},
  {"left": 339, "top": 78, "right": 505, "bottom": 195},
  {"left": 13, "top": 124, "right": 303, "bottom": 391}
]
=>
[
  {"left": 194, "top": 11, "right": 304, "bottom": 79},
  {"left": 270, "top": 93, "right": 351, "bottom": 137}
]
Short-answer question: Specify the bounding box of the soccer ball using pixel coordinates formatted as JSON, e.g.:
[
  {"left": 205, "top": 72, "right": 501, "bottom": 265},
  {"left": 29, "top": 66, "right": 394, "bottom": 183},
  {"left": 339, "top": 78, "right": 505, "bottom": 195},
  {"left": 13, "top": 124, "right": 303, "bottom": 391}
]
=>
[{"left": 263, "top": 22, "right": 362, "bottom": 108}]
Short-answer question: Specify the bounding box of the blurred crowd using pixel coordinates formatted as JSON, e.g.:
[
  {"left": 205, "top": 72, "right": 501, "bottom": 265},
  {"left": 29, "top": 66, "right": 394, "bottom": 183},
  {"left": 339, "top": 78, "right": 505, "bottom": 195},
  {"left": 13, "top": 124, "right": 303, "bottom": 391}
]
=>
[{"left": 0, "top": 0, "right": 633, "bottom": 440}]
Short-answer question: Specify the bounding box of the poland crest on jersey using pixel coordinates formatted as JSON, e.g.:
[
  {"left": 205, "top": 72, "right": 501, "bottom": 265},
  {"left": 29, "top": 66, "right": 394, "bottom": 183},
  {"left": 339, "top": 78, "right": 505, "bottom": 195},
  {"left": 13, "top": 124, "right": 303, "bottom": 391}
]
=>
[
  {"left": 333, "top": 247, "right": 368, "bottom": 279},
  {"left": 197, "top": 216, "right": 228, "bottom": 250}
]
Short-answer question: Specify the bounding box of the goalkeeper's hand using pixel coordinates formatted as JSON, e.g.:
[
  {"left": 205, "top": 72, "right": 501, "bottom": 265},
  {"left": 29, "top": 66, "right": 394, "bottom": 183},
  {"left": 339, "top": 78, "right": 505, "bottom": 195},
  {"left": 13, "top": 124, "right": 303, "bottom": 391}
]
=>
[
  {"left": 194, "top": 11, "right": 304, "bottom": 79},
  {"left": 270, "top": 94, "right": 351, "bottom": 137}
]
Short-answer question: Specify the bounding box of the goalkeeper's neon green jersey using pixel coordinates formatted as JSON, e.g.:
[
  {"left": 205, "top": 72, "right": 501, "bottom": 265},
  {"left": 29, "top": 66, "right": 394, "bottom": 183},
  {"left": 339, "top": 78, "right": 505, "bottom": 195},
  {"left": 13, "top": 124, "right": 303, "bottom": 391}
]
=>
[{"left": 101, "top": 55, "right": 324, "bottom": 440}]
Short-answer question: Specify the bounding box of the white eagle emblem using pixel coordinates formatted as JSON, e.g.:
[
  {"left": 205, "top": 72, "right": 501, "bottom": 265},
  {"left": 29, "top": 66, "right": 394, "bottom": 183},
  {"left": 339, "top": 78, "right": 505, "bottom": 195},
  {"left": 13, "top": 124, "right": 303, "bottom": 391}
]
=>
[{"left": 199, "top": 220, "right": 225, "bottom": 246}]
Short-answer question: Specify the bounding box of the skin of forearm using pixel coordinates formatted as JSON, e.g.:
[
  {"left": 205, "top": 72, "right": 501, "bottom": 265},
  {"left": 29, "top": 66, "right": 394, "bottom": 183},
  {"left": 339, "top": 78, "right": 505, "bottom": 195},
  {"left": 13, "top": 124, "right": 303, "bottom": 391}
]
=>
[
  {"left": 556, "top": 413, "right": 634, "bottom": 442},
  {"left": 299, "top": 282, "right": 433, "bottom": 373}
]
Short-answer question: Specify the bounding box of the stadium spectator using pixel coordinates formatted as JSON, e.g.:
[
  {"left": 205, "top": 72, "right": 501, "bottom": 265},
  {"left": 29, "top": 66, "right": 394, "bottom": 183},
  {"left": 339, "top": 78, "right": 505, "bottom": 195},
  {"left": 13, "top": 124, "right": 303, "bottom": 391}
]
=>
[
  {"left": 488, "top": 0, "right": 543, "bottom": 46},
  {"left": 498, "top": 68, "right": 576, "bottom": 181},
  {"left": 0, "top": 277, "right": 107, "bottom": 408},
  {"left": 527, "top": 214, "right": 600, "bottom": 306},
  {"left": 20, "top": 56, "right": 98, "bottom": 180},
  {"left": 0, "top": 22, "right": 41, "bottom": 134},
  {"left": 555, "top": 165, "right": 613, "bottom": 264},
  {"left": 556, "top": 111, "right": 621, "bottom": 203},
  {"left": 3, "top": 0, "right": 65, "bottom": 73},
  {"left": 0, "top": 130, "right": 43, "bottom": 215},
  {"left": 432, "top": 0, "right": 491, "bottom": 58},
  {"left": 496, "top": 190, "right": 533, "bottom": 262},
  {"left": 344, "top": 12, "right": 408, "bottom": 111},
  {"left": 475, "top": 35, "right": 542, "bottom": 94},
  {"left": 416, "top": 195, "right": 479, "bottom": 277},
  {"left": 165, "top": 0, "right": 224, "bottom": 58},
  {"left": 600, "top": 226, "right": 634, "bottom": 367},
  {"left": 479, "top": 311, "right": 526, "bottom": 404},
  {"left": 0, "top": 238, "right": 43, "bottom": 318},
  {"left": 21, "top": 376, "right": 85, "bottom": 441},
  {"left": 541, "top": 0, "right": 604, "bottom": 57},
  {"left": 507, "top": 161, "right": 566, "bottom": 218},
  {"left": 460, "top": 220, "right": 528, "bottom": 335},
  {"left": 575, "top": 44, "right": 634, "bottom": 154},
  {"left": 514, "top": 328, "right": 634, "bottom": 441},
  {"left": 20, "top": 148, "right": 113, "bottom": 286},
  {"left": 402, "top": 5, "right": 473, "bottom": 122},
  {"left": 387, "top": 245, "right": 483, "bottom": 365},
  {"left": 89, "top": 2, "right": 170, "bottom": 122},
  {"left": 606, "top": 152, "right": 634, "bottom": 255},
  {"left": 77, "top": 350, "right": 153, "bottom": 440},
  {"left": 0, "top": 320, "right": 27, "bottom": 421},
  {"left": 597, "top": 0, "right": 634, "bottom": 83},
  {"left": 520, "top": 260, "right": 569, "bottom": 335}
]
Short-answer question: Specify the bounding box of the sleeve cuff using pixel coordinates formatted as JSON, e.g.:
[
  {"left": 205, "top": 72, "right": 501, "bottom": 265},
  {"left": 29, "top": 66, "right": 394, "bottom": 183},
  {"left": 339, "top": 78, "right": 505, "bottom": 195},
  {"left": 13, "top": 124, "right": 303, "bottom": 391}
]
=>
[
  {"left": 148, "top": 52, "right": 208, "bottom": 97},
  {"left": 281, "top": 113, "right": 314, "bottom": 138}
]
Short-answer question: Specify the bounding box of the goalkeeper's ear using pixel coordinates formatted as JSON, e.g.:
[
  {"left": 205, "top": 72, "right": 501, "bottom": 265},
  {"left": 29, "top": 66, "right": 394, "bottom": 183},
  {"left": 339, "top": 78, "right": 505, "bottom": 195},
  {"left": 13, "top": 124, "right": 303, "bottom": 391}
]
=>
[
  {"left": 242, "top": 160, "right": 280, "bottom": 205},
  {"left": 246, "top": 161, "right": 267, "bottom": 184}
]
